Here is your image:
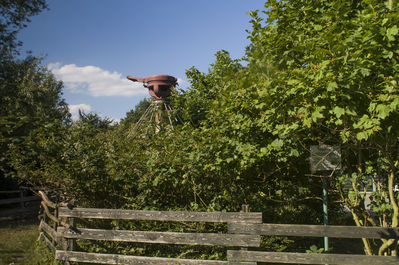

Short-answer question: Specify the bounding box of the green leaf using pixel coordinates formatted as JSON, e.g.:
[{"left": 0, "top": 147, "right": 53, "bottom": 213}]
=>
[
  {"left": 327, "top": 81, "right": 338, "bottom": 92},
  {"left": 289, "top": 149, "right": 299, "bottom": 157},
  {"left": 376, "top": 104, "right": 391, "bottom": 119},
  {"left": 303, "top": 118, "right": 312, "bottom": 128},
  {"left": 356, "top": 131, "right": 369, "bottom": 141},
  {"left": 368, "top": 102, "right": 377, "bottom": 112},
  {"left": 360, "top": 68, "right": 370, "bottom": 77},
  {"left": 333, "top": 106, "right": 345, "bottom": 118},
  {"left": 311, "top": 107, "right": 325, "bottom": 122},
  {"left": 314, "top": 25, "right": 322, "bottom": 31},
  {"left": 382, "top": 18, "right": 389, "bottom": 26},
  {"left": 387, "top": 25, "right": 398, "bottom": 41},
  {"left": 270, "top": 138, "right": 283, "bottom": 149}
]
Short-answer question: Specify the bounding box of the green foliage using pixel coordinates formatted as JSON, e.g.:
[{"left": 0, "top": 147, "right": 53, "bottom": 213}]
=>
[
  {"left": 75, "top": 219, "right": 228, "bottom": 260},
  {"left": 4, "top": 0, "right": 399, "bottom": 259},
  {"left": 0, "top": 56, "right": 70, "bottom": 188},
  {"left": 0, "top": 56, "right": 68, "bottom": 120},
  {"left": 306, "top": 245, "right": 324, "bottom": 254},
  {"left": 243, "top": 0, "right": 399, "bottom": 256},
  {"left": 120, "top": 98, "right": 151, "bottom": 127},
  {"left": 0, "top": 0, "right": 47, "bottom": 58},
  {"left": 23, "top": 240, "right": 61, "bottom": 265},
  {"left": 0, "top": 1, "right": 68, "bottom": 190}
]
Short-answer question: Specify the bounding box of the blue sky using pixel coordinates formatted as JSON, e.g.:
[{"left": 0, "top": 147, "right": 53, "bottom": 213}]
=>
[{"left": 19, "top": 0, "right": 266, "bottom": 121}]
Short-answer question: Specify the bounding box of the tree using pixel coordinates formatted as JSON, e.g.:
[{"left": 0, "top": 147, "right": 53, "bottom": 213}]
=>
[
  {"left": 177, "top": 50, "right": 327, "bottom": 223},
  {"left": 120, "top": 98, "right": 151, "bottom": 127},
  {"left": 0, "top": 0, "right": 72, "bottom": 190},
  {"left": 13, "top": 0, "right": 396, "bottom": 258},
  {"left": 176, "top": 50, "right": 244, "bottom": 126},
  {"left": 0, "top": 0, "right": 47, "bottom": 58},
  {"left": 241, "top": 0, "right": 399, "bottom": 255},
  {"left": 0, "top": 56, "right": 69, "bottom": 189},
  {"left": 78, "top": 110, "right": 113, "bottom": 131},
  {"left": 171, "top": 0, "right": 399, "bottom": 256}
]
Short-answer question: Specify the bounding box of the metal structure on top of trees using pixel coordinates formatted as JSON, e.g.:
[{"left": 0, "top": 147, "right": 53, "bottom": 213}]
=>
[{"left": 127, "top": 74, "right": 183, "bottom": 134}]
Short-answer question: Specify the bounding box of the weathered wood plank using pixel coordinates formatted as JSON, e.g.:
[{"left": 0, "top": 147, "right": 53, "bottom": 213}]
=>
[
  {"left": 41, "top": 201, "right": 59, "bottom": 224},
  {"left": 40, "top": 220, "right": 58, "bottom": 242},
  {"left": 38, "top": 191, "right": 57, "bottom": 208},
  {"left": 58, "top": 207, "right": 262, "bottom": 223},
  {"left": 39, "top": 232, "right": 56, "bottom": 253},
  {"left": 227, "top": 250, "right": 399, "bottom": 265},
  {"left": 0, "top": 195, "right": 40, "bottom": 205},
  {"left": 56, "top": 250, "right": 229, "bottom": 264},
  {"left": 228, "top": 263, "right": 256, "bottom": 265},
  {"left": 57, "top": 227, "right": 260, "bottom": 247},
  {"left": 228, "top": 223, "right": 399, "bottom": 239}
]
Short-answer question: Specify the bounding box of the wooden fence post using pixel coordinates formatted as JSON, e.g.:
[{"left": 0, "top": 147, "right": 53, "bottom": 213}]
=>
[
  {"left": 60, "top": 208, "right": 74, "bottom": 265},
  {"left": 52, "top": 206, "right": 58, "bottom": 247},
  {"left": 240, "top": 204, "right": 249, "bottom": 253},
  {"left": 38, "top": 201, "right": 44, "bottom": 238},
  {"left": 67, "top": 217, "right": 75, "bottom": 252}
]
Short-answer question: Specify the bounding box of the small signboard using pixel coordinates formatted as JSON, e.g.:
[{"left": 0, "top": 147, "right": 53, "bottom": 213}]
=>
[{"left": 310, "top": 145, "right": 341, "bottom": 172}]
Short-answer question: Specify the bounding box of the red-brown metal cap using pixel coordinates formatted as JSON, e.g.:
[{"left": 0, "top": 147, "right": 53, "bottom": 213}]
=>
[{"left": 127, "top": 74, "right": 178, "bottom": 99}]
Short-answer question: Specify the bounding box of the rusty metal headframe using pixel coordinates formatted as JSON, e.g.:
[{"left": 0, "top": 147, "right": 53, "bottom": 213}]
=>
[
  {"left": 126, "top": 74, "right": 182, "bottom": 134},
  {"left": 127, "top": 74, "right": 177, "bottom": 100}
]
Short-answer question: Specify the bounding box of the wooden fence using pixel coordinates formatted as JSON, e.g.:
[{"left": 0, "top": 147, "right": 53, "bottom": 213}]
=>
[
  {"left": 38, "top": 192, "right": 399, "bottom": 265},
  {"left": 227, "top": 223, "right": 399, "bottom": 264},
  {"left": 0, "top": 188, "right": 41, "bottom": 218}
]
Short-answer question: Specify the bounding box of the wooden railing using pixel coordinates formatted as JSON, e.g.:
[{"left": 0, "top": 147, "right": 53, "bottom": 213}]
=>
[
  {"left": 38, "top": 192, "right": 399, "bottom": 265},
  {"left": 0, "top": 188, "right": 41, "bottom": 217},
  {"left": 55, "top": 207, "right": 261, "bottom": 265},
  {"left": 227, "top": 223, "right": 399, "bottom": 264}
]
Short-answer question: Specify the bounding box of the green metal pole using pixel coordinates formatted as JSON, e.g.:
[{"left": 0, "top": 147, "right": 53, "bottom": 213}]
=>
[{"left": 322, "top": 175, "right": 329, "bottom": 252}]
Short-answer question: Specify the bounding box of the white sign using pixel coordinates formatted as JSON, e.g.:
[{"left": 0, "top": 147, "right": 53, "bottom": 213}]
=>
[{"left": 310, "top": 145, "right": 341, "bottom": 172}]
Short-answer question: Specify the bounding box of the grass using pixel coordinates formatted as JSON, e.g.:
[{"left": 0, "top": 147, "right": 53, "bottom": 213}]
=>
[{"left": 0, "top": 217, "right": 59, "bottom": 265}]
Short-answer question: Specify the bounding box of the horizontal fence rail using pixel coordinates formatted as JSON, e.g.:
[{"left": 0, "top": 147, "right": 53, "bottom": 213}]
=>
[
  {"left": 0, "top": 190, "right": 21, "bottom": 194},
  {"left": 58, "top": 207, "right": 262, "bottom": 223},
  {"left": 0, "top": 189, "right": 40, "bottom": 218},
  {"left": 57, "top": 227, "right": 260, "bottom": 247},
  {"left": 228, "top": 223, "right": 399, "bottom": 239},
  {"left": 227, "top": 250, "right": 399, "bottom": 265},
  {"left": 42, "top": 203, "right": 261, "bottom": 265},
  {"left": 0, "top": 195, "right": 40, "bottom": 206},
  {"left": 56, "top": 251, "right": 256, "bottom": 265},
  {"left": 0, "top": 206, "right": 40, "bottom": 217},
  {"left": 37, "top": 192, "right": 399, "bottom": 265}
]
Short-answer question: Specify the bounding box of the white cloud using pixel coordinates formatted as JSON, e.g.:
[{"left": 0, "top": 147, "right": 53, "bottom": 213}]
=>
[
  {"left": 176, "top": 78, "right": 188, "bottom": 88},
  {"left": 68, "top": 103, "right": 92, "bottom": 121},
  {"left": 48, "top": 63, "right": 147, "bottom": 97}
]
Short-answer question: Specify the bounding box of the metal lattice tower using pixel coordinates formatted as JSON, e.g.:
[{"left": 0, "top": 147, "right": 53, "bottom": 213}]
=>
[{"left": 127, "top": 75, "right": 183, "bottom": 135}]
